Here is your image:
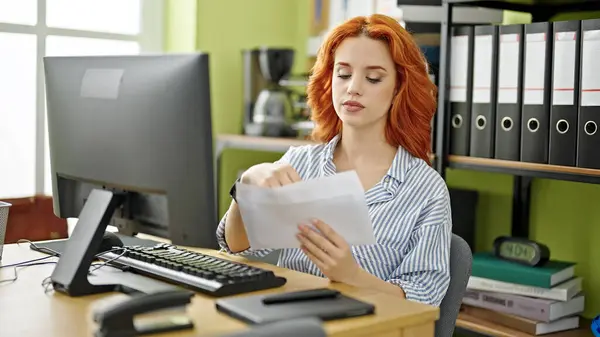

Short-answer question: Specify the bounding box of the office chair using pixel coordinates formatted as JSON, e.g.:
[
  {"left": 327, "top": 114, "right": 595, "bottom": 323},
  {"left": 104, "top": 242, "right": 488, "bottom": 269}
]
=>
[
  {"left": 219, "top": 317, "right": 326, "bottom": 337},
  {"left": 435, "top": 234, "right": 473, "bottom": 337}
]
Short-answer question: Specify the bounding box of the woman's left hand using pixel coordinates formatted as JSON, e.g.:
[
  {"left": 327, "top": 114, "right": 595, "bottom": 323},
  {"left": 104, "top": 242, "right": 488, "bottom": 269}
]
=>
[{"left": 296, "top": 219, "right": 360, "bottom": 284}]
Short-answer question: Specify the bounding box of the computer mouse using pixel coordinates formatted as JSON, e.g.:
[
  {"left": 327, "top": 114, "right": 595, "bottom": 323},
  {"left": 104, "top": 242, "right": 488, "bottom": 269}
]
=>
[{"left": 97, "top": 231, "right": 124, "bottom": 254}]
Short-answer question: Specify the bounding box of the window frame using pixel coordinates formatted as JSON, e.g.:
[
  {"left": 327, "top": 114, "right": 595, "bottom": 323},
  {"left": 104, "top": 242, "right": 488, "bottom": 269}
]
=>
[{"left": 0, "top": 0, "right": 164, "bottom": 196}]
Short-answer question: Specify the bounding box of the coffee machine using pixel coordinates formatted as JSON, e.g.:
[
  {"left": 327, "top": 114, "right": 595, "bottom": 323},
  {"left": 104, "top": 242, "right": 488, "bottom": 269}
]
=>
[{"left": 242, "top": 47, "right": 296, "bottom": 137}]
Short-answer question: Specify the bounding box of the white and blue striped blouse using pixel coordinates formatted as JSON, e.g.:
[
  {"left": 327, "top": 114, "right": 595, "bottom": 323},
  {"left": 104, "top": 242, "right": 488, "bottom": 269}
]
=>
[{"left": 216, "top": 134, "right": 452, "bottom": 307}]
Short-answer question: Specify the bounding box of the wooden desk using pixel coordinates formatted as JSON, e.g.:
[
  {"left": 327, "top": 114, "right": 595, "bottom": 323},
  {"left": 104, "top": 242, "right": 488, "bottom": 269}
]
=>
[
  {"left": 0, "top": 242, "right": 439, "bottom": 337},
  {"left": 214, "top": 134, "right": 315, "bottom": 159}
]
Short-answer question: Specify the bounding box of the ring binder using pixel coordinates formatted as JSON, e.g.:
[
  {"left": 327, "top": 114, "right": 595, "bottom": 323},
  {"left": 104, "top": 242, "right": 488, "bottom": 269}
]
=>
[
  {"left": 495, "top": 24, "right": 524, "bottom": 161},
  {"left": 470, "top": 25, "right": 499, "bottom": 158},
  {"left": 449, "top": 26, "right": 474, "bottom": 156},
  {"left": 521, "top": 22, "right": 552, "bottom": 164},
  {"left": 549, "top": 20, "right": 581, "bottom": 166},
  {"left": 577, "top": 19, "right": 600, "bottom": 169}
]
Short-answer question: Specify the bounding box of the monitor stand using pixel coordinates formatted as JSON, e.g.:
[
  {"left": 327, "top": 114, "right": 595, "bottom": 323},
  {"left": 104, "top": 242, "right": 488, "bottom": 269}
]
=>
[{"left": 50, "top": 188, "right": 127, "bottom": 297}]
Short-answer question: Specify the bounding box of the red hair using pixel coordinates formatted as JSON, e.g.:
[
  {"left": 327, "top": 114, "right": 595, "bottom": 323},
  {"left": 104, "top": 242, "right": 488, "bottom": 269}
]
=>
[{"left": 306, "top": 14, "right": 437, "bottom": 165}]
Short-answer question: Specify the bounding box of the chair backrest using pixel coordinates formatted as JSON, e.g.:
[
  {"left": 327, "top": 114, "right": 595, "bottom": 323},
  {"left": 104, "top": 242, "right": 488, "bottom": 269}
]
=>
[{"left": 435, "top": 234, "right": 473, "bottom": 337}]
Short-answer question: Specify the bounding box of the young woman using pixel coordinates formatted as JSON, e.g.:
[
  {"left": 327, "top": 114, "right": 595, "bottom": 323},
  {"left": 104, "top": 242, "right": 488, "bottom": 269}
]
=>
[{"left": 216, "top": 14, "right": 452, "bottom": 307}]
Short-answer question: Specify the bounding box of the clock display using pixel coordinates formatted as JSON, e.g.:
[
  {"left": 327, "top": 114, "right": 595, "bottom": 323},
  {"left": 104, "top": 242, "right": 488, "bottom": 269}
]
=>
[
  {"left": 493, "top": 236, "right": 550, "bottom": 266},
  {"left": 499, "top": 241, "right": 536, "bottom": 261}
]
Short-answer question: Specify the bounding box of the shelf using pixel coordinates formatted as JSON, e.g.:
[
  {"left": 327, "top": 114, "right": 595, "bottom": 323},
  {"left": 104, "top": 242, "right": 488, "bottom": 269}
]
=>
[
  {"left": 280, "top": 74, "right": 309, "bottom": 87},
  {"left": 279, "top": 79, "right": 308, "bottom": 87},
  {"left": 398, "top": 4, "right": 504, "bottom": 24},
  {"left": 456, "top": 313, "right": 592, "bottom": 337},
  {"left": 445, "top": 0, "right": 600, "bottom": 19},
  {"left": 398, "top": 0, "right": 443, "bottom": 5},
  {"left": 215, "top": 134, "right": 315, "bottom": 155},
  {"left": 216, "top": 134, "right": 436, "bottom": 162},
  {"left": 448, "top": 156, "right": 600, "bottom": 184}
]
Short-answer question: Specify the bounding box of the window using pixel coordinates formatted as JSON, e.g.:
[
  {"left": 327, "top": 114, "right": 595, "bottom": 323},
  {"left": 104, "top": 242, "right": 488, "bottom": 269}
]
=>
[
  {"left": 0, "top": 0, "right": 37, "bottom": 25},
  {"left": 46, "top": 0, "right": 142, "bottom": 35},
  {"left": 0, "top": 0, "right": 164, "bottom": 198},
  {"left": 45, "top": 36, "right": 141, "bottom": 57},
  {"left": 0, "top": 33, "right": 37, "bottom": 198}
]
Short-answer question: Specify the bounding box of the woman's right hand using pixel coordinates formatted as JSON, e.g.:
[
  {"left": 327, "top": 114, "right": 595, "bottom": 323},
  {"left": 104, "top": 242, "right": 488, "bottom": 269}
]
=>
[{"left": 240, "top": 163, "right": 302, "bottom": 188}]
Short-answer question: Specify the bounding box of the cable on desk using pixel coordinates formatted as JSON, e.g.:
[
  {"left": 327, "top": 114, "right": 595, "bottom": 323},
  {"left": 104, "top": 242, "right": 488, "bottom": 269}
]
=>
[
  {"left": 0, "top": 240, "right": 60, "bottom": 284},
  {"left": 0, "top": 254, "right": 55, "bottom": 269},
  {"left": 41, "top": 275, "right": 54, "bottom": 293},
  {"left": 17, "top": 238, "right": 60, "bottom": 256},
  {"left": 1, "top": 261, "right": 58, "bottom": 285},
  {"left": 0, "top": 239, "right": 60, "bottom": 271},
  {"left": 88, "top": 247, "right": 128, "bottom": 274},
  {"left": 0, "top": 240, "right": 130, "bottom": 293}
]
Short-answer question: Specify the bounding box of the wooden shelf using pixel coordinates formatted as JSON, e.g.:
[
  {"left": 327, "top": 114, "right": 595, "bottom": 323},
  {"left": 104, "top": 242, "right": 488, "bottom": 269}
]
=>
[
  {"left": 456, "top": 313, "right": 592, "bottom": 337},
  {"left": 216, "top": 134, "right": 315, "bottom": 155},
  {"left": 447, "top": 155, "right": 600, "bottom": 184},
  {"left": 216, "top": 134, "right": 437, "bottom": 162},
  {"left": 215, "top": 135, "right": 600, "bottom": 184}
]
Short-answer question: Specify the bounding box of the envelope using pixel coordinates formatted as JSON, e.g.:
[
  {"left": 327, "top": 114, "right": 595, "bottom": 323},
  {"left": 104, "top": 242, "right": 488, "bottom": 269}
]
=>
[{"left": 235, "top": 171, "right": 376, "bottom": 249}]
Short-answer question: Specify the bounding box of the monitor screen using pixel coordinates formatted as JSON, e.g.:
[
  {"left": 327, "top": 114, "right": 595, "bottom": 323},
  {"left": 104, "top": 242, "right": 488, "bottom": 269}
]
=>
[{"left": 44, "top": 54, "right": 218, "bottom": 249}]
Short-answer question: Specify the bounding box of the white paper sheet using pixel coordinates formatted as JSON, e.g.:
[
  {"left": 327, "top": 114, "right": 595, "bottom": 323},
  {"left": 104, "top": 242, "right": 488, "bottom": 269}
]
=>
[{"left": 235, "top": 171, "right": 376, "bottom": 249}]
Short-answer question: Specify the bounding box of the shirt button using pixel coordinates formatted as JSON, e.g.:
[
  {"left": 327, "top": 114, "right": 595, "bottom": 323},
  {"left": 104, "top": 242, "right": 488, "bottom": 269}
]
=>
[{"left": 384, "top": 177, "right": 390, "bottom": 183}]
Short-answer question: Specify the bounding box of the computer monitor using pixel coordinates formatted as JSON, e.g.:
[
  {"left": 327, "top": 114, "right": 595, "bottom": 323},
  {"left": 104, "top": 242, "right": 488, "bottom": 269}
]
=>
[{"left": 44, "top": 54, "right": 217, "bottom": 250}]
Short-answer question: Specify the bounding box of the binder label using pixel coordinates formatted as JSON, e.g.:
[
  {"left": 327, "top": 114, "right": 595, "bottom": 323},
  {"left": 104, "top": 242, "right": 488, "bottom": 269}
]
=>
[
  {"left": 450, "top": 35, "right": 469, "bottom": 102},
  {"left": 581, "top": 30, "right": 600, "bottom": 106},
  {"left": 553, "top": 31, "right": 577, "bottom": 106},
  {"left": 524, "top": 32, "right": 546, "bottom": 105},
  {"left": 473, "top": 34, "right": 493, "bottom": 103},
  {"left": 498, "top": 33, "right": 520, "bottom": 104}
]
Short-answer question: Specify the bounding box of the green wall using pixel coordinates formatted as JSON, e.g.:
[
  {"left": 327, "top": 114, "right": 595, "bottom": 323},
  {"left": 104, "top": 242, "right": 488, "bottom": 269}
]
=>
[
  {"left": 194, "top": 0, "right": 310, "bottom": 215},
  {"left": 166, "top": 0, "right": 310, "bottom": 216},
  {"left": 195, "top": 0, "right": 308, "bottom": 136},
  {"left": 165, "top": 3, "right": 600, "bottom": 319}
]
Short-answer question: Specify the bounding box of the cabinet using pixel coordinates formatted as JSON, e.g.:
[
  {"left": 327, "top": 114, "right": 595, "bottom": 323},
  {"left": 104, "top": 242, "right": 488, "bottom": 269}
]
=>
[
  {"left": 423, "top": 0, "right": 600, "bottom": 335},
  {"left": 3, "top": 195, "right": 68, "bottom": 243},
  {"left": 431, "top": 0, "right": 600, "bottom": 236}
]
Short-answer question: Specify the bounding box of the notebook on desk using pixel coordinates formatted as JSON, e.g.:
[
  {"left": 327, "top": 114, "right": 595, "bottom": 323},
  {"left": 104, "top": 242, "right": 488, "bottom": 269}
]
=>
[{"left": 215, "top": 288, "right": 375, "bottom": 325}]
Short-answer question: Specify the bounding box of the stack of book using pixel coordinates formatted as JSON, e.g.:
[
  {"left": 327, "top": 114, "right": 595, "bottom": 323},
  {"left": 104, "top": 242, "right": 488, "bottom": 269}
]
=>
[{"left": 461, "top": 252, "right": 585, "bottom": 335}]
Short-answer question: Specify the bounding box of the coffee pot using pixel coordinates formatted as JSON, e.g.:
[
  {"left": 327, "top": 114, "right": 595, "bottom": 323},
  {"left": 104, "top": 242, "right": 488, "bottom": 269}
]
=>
[{"left": 244, "top": 48, "right": 296, "bottom": 137}]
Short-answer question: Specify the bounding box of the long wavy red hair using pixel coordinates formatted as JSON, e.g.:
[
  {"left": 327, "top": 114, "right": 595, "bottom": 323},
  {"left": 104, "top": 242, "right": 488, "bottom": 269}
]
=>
[{"left": 306, "top": 14, "right": 437, "bottom": 165}]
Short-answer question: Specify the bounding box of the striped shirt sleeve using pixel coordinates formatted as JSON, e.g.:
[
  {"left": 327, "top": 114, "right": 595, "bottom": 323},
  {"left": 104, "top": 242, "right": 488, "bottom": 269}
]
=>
[
  {"left": 386, "top": 189, "right": 452, "bottom": 306},
  {"left": 215, "top": 146, "right": 300, "bottom": 257}
]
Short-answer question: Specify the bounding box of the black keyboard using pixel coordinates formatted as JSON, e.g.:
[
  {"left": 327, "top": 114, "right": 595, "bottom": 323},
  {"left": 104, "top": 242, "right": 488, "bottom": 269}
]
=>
[{"left": 99, "top": 243, "right": 287, "bottom": 297}]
